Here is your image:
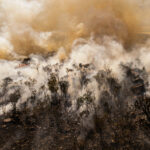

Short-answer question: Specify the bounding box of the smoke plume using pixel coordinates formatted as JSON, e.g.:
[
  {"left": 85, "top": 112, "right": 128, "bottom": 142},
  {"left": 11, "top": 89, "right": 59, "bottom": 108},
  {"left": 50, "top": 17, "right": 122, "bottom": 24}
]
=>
[
  {"left": 0, "top": 0, "right": 148, "bottom": 60},
  {"left": 0, "top": 1, "right": 150, "bottom": 149}
]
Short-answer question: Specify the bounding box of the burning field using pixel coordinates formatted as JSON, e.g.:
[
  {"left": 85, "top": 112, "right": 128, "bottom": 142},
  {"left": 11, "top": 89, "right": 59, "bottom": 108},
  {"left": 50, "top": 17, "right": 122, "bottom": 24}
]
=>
[{"left": 0, "top": 0, "right": 150, "bottom": 150}]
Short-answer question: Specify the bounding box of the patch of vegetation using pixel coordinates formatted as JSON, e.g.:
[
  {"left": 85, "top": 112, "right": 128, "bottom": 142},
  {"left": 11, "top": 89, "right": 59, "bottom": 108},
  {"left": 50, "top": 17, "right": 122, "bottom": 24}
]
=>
[
  {"left": 48, "top": 73, "right": 58, "bottom": 93},
  {"left": 77, "top": 91, "right": 93, "bottom": 110}
]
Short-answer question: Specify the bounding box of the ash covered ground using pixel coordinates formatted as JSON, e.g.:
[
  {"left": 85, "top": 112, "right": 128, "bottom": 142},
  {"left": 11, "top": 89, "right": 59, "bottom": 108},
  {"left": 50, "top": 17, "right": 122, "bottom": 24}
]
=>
[{"left": 0, "top": 54, "right": 150, "bottom": 150}]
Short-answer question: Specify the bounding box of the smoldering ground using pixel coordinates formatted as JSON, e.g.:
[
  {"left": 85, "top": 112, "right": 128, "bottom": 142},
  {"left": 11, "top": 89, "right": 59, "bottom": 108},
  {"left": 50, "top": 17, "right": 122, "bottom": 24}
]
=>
[
  {"left": 0, "top": 0, "right": 150, "bottom": 150},
  {"left": 0, "top": 56, "right": 150, "bottom": 149}
]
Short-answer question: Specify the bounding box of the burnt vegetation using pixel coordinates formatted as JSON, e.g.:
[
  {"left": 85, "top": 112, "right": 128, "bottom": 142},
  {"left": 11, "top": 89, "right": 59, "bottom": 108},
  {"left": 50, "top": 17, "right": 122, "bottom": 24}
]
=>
[{"left": 0, "top": 62, "right": 150, "bottom": 150}]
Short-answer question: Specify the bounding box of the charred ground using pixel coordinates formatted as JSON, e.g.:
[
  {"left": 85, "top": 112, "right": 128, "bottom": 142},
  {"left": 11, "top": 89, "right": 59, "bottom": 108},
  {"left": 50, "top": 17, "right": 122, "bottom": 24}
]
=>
[{"left": 0, "top": 61, "right": 150, "bottom": 150}]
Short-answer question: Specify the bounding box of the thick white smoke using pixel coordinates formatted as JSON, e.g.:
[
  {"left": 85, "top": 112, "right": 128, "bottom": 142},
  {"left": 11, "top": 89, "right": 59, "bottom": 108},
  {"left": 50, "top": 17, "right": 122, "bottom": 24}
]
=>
[
  {"left": 0, "top": 37, "right": 148, "bottom": 116},
  {"left": 0, "top": 0, "right": 150, "bottom": 117}
]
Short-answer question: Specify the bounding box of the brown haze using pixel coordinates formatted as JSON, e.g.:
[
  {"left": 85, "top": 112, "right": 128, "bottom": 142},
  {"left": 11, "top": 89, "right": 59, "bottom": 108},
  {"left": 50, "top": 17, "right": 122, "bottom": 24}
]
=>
[{"left": 0, "top": 0, "right": 148, "bottom": 60}]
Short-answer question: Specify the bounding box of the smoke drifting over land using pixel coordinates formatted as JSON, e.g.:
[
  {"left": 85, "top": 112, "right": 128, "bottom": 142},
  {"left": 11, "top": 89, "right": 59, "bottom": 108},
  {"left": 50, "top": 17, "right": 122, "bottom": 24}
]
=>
[
  {"left": 0, "top": 0, "right": 150, "bottom": 124},
  {"left": 0, "top": 0, "right": 150, "bottom": 149}
]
